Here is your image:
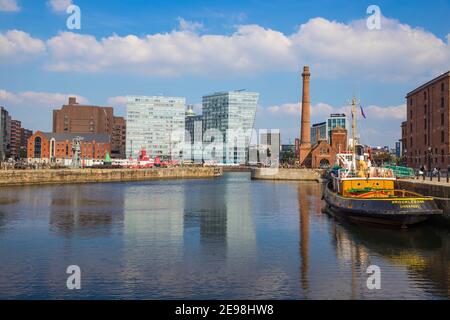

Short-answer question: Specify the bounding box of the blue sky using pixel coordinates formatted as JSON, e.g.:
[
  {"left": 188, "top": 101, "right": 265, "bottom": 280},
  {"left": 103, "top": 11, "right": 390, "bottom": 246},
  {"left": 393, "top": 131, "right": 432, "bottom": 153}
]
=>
[{"left": 0, "top": 0, "right": 449, "bottom": 146}]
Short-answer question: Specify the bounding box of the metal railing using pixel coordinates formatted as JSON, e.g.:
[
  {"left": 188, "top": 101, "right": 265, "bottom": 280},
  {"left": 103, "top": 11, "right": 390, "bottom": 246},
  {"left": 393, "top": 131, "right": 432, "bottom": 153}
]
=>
[{"left": 338, "top": 167, "right": 395, "bottom": 179}]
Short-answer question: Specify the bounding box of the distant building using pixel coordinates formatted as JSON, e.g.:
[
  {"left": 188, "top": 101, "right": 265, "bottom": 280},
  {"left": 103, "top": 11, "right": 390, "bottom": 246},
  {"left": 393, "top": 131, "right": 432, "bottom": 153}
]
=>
[
  {"left": 310, "top": 122, "right": 327, "bottom": 145},
  {"left": 402, "top": 71, "right": 450, "bottom": 169},
  {"left": 294, "top": 138, "right": 300, "bottom": 157},
  {"left": 111, "top": 116, "right": 126, "bottom": 159},
  {"left": 259, "top": 130, "right": 280, "bottom": 151},
  {"left": 395, "top": 141, "right": 402, "bottom": 158},
  {"left": 10, "top": 119, "right": 22, "bottom": 159},
  {"left": 27, "top": 131, "right": 110, "bottom": 163},
  {"left": 281, "top": 144, "right": 295, "bottom": 154},
  {"left": 52, "top": 97, "right": 125, "bottom": 158},
  {"left": 309, "top": 127, "right": 348, "bottom": 168},
  {"left": 185, "top": 105, "right": 203, "bottom": 162},
  {"left": 259, "top": 130, "right": 280, "bottom": 165},
  {"left": 0, "top": 106, "right": 11, "bottom": 160},
  {"left": 126, "top": 96, "right": 185, "bottom": 159},
  {"left": 20, "top": 128, "right": 33, "bottom": 158},
  {"left": 202, "top": 91, "right": 259, "bottom": 164},
  {"left": 311, "top": 115, "right": 347, "bottom": 146},
  {"left": 280, "top": 144, "right": 296, "bottom": 164},
  {"left": 326, "top": 114, "right": 347, "bottom": 142}
]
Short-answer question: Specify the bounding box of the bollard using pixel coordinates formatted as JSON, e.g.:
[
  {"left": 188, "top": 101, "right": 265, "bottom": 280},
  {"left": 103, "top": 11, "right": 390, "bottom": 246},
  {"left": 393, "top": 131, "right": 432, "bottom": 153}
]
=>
[
  {"left": 423, "top": 173, "right": 425, "bottom": 181},
  {"left": 430, "top": 173, "right": 432, "bottom": 181},
  {"left": 447, "top": 170, "right": 449, "bottom": 183},
  {"left": 438, "top": 172, "right": 441, "bottom": 182}
]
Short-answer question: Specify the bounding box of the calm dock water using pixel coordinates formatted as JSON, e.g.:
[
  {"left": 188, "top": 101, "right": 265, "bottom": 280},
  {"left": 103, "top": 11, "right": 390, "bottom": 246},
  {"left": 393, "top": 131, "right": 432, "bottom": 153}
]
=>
[{"left": 0, "top": 172, "right": 449, "bottom": 299}]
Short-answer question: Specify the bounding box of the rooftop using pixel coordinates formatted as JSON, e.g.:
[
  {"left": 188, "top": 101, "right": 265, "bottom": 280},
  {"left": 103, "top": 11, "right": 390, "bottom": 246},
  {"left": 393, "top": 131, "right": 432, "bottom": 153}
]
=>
[
  {"left": 406, "top": 71, "right": 450, "bottom": 97},
  {"left": 38, "top": 132, "right": 110, "bottom": 143}
]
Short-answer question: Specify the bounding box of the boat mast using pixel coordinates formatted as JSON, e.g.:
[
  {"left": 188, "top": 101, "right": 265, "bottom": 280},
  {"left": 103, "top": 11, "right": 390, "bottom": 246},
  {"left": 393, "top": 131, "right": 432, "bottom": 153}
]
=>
[{"left": 351, "top": 97, "right": 357, "bottom": 172}]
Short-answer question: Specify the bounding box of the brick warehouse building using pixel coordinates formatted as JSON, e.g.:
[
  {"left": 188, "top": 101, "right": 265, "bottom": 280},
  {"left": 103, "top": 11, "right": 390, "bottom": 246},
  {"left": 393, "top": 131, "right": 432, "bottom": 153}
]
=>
[
  {"left": 27, "top": 131, "right": 110, "bottom": 163},
  {"left": 402, "top": 71, "right": 450, "bottom": 170},
  {"left": 52, "top": 97, "right": 125, "bottom": 158}
]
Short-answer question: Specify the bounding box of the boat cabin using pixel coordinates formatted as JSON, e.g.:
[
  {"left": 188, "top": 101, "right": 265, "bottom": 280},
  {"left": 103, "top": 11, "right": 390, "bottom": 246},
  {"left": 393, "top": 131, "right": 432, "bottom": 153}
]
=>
[{"left": 332, "top": 152, "right": 395, "bottom": 198}]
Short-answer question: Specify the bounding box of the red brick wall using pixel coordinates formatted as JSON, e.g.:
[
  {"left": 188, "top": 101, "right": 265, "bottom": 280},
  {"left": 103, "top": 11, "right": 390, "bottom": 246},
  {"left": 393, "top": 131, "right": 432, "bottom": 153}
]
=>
[
  {"left": 405, "top": 74, "right": 449, "bottom": 170},
  {"left": 27, "top": 131, "right": 50, "bottom": 159},
  {"left": 28, "top": 132, "right": 111, "bottom": 160}
]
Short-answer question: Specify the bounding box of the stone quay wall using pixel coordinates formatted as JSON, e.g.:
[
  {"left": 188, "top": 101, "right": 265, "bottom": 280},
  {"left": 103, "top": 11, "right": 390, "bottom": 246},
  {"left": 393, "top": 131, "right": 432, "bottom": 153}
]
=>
[
  {"left": 0, "top": 167, "right": 223, "bottom": 187},
  {"left": 251, "top": 168, "right": 325, "bottom": 182}
]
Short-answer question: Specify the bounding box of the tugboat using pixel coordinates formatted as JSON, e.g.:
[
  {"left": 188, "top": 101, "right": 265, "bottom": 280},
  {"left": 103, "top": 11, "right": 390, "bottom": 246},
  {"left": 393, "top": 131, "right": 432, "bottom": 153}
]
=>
[{"left": 322, "top": 98, "right": 442, "bottom": 227}]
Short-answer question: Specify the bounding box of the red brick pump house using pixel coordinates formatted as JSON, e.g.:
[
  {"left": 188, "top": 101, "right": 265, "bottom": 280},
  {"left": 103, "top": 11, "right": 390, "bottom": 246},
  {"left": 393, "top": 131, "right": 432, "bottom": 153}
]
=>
[{"left": 27, "top": 131, "right": 111, "bottom": 162}]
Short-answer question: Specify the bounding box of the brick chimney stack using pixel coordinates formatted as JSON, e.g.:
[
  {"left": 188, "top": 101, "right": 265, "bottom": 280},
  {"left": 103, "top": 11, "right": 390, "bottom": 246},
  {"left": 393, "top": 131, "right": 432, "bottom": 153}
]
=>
[
  {"left": 299, "top": 66, "right": 311, "bottom": 165},
  {"left": 300, "top": 66, "right": 311, "bottom": 146}
]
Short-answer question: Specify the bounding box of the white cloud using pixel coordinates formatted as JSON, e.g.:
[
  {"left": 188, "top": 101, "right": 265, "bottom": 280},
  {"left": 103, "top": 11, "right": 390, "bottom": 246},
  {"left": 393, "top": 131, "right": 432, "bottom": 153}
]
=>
[
  {"left": 0, "top": 0, "right": 20, "bottom": 12},
  {"left": 290, "top": 17, "right": 450, "bottom": 81},
  {"left": 0, "top": 30, "right": 46, "bottom": 61},
  {"left": 107, "top": 95, "right": 127, "bottom": 116},
  {"left": 45, "top": 25, "right": 294, "bottom": 75},
  {"left": 0, "top": 89, "right": 88, "bottom": 130},
  {"left": 0, "top": 89, "right": 19, "bottom": 103},
  {"left": 39, "top": 16, "right": 449, "bottom": 80},
  {"left": 47, "top": 0, "right": 72, "bottom": 13},
  {"left": 177, "top": 17, "right": 204, "bottom": 32},
  {"left": 267, "top": 102, "right": 334, "bottom": 118},
  {"left": 3, "top": 16, "right": 449, "bottom": 79},
  {"left": 107, "top": 95, "right": 128, "bottom": 106},
  {"left": 364, "top": 104, "right": 406, "bottom": 120},
  {"left": 263, "top": 101, "right": 405, "bottom": 121}
]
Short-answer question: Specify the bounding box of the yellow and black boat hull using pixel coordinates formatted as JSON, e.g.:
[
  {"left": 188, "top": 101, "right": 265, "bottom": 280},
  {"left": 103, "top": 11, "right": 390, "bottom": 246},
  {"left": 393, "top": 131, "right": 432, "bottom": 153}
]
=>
[{"left": 323, "top": 182, "right": 442, "bottom": 227}]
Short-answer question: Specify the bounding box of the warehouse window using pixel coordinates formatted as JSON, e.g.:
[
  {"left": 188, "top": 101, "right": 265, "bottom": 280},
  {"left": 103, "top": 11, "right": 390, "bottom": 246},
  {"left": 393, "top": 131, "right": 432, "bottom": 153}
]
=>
[{"left": 34, "top": 137, "right": 41, "bottom": 158}]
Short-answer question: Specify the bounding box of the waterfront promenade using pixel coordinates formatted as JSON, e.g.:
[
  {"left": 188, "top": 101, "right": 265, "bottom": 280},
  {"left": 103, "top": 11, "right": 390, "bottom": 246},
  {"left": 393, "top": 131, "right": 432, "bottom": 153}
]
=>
[{"left": 0, "top": 167, "right": 223, "bottom": 187}]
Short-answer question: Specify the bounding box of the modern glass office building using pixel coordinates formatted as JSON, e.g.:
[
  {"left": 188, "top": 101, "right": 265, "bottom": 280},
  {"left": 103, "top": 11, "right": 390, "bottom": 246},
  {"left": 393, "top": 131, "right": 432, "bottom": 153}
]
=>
[
  {"left": 310, "top": 122, "right": 327, "bottom": 145},
  {"left": 126, "top": 96, "right": 185, "bottom": 159},
  {"left": 202, "top": 91, "right": 259, "bottom": 164},
  {"left": 327, "top": 113, "right": 347, "bottom": 142},
  {"left": 310, "top": 114, "right": 347, "bottom": 146}
]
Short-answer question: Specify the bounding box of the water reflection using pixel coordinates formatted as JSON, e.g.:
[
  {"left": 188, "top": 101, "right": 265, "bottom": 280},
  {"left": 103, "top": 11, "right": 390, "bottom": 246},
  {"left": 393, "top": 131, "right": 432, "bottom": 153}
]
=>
[
  {"left": 298, "top": 183, "right": 310, "bottom": 294},
  {"left": 0, "top": 173, "right": 449, "bottom": 299},
  {"left": 49, "top": 185, "right": 124, "bottom": 238},
  {"left": 331, "top": 219, "right": 450, "bottom": 299}
]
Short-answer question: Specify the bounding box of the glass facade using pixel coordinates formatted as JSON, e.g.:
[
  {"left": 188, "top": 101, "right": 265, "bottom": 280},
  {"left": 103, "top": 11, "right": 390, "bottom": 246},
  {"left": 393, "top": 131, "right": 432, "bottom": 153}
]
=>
[
  {"left": 327, "top": 114, "right": 347, "bottom": 142},
  {"left": 185, "top": 110, "right": 203, "bottom": 163},
  {"left": 310, "top": 122, "right": 327, "bottom": 145},
  {"left": 202, "top": 91, "right": 259, "bottom": 164},
  {"left": 126, "top": 96, "right": 185, "bottom": 159}
]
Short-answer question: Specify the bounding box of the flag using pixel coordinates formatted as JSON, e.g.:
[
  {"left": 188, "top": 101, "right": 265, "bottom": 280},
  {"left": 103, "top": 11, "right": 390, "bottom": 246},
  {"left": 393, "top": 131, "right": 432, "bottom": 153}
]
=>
[{"left": 360, "top": 105, "right": 366, "bottom": 119}]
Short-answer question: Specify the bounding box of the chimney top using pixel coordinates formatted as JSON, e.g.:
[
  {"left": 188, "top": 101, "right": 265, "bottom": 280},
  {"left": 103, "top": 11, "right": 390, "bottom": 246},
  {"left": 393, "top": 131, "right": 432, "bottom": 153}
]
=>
[
  {"left": 68, "top": 97, "right": 77, "bottom": 105},
  {"left": 302, "top": 65, "right": 311, "bottom": 76}
]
